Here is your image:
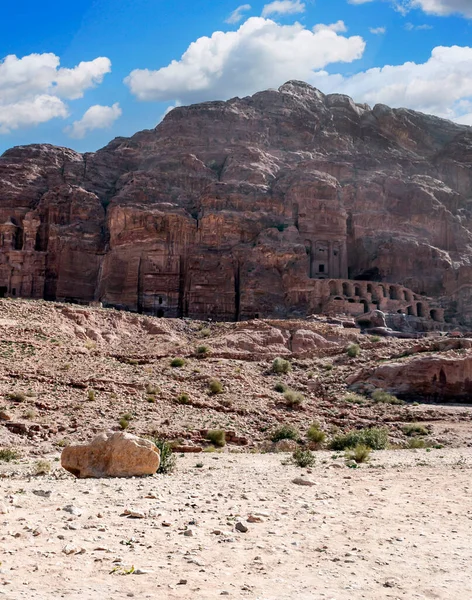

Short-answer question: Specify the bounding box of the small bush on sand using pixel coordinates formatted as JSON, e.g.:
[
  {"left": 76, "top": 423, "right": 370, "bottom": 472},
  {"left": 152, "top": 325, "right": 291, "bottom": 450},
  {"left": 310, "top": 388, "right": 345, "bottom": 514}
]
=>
[
  {"left": 87, "top": 389, "right": 96, "bottom": 401},
  {"left": 346, "top": 343, "right": 361, "bottom": 358},
  {"left": 283, "top": 390, "right": 304, "bottom": 409},
  {"left": 272, "top": 357, "right": 291, "bottom": 374},
  {"left": 145, "top": 383, "right": 160, "bottom": 395},
  {"left": 34, "top": 460, "right": 51, "bottom": 475},
  {"left": 344, "top": 393, "right": 367, "bottom": 405},
  {"left": 402, "top": 423, "right": 429, "bottom": 437},
  {"left": 196, "top": 345, "right": 210, "bottom": 356},
  {"left": 6, "top": 391, "right": 26, "bottom": 403},
  {"left": 208, "top": 379, "right": 223, "bottom": 395},
  {"left": 307, "top": 423, "right": 326, "bottom": 447},
  {"left": 200, "top": 328, "right": 211, "bottom": 338},
  {"left": 206, "top": 429, "right": 226, "bottom": 447},
  {"left": 271, "top": 424, "right": 299, "bottom": 443},
  {"left": 346, "top": 444, "right": 371, "bottom": 464},
  {"left": 330, "top": 427, "right": 388, "bottom": 450},
  {"left": 406, "top": 438, "right": 427, "bottom": 449},
  {"left": 176, "top": 393, "right": 191, "bottom": 405},
  {"left": 274, "top": 382, "right": 288, "bottom": 393},
  {"left": 0, "top": 448, "right": 20, "bottom": 462},
  {"left": 371, "top": 389, "right": 404, "bottom": 405},
  {"left": 291, "top": 448, "right": 315, "bottom": 468},
  {"left": 119, "top": 412, "right": 133, "bottom": 430},
  {"left": 171, "top": 357, "right": 185, "bottom": 368},
  {"left": 154, "top": 439, "right": 177, "bottom": 474}
]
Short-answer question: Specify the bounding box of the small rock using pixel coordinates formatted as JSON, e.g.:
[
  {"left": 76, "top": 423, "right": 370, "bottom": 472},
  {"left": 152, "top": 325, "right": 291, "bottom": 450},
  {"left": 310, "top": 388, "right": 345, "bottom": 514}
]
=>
[
  {"left": 247, "top": 515, "right": 263, "bottom": 523},
  {"left": 235, "top": 521, "right": 248, "bottom": 533},
  {"left": 122, "top": 509, "right": 146, "bottom": 519},
  {"left": 292, "top": 477, "right": 315, "bottom": 487},
  {"left": 63, "top": 505, "right": 82, "bottom": 516},
  {"left": 183, "top": 529, "right": 194, "bottom": 537}
]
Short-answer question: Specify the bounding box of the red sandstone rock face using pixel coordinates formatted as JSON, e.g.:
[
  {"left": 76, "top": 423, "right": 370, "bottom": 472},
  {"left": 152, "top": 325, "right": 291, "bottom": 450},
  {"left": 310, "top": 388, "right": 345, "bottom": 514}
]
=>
[{"left": 1, "top": 81, "right": 472, "bottom": 324}]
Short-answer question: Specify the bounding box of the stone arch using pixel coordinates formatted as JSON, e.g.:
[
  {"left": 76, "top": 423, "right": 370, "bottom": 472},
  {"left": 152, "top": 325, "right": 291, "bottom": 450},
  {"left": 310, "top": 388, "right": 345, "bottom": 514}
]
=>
[
  {"left": 360, "top": 299, "right": 369, "bottom": 313},
  {"left": 378, "top": 285, "right": 386, "bottom": 298},
  {"left": 389, "top": 286, "right": 398, "bottom": 300},
  {"left": 417, "top": 302, "right": 425, "bottom": 318},
  {"left": 407, "top": 305, "right": 415, "bottom": 316},
  {"left": 354, "top": 285, "right": 361, "bottom": 297},
  {"left": 329, "top": 280, "right": 337, "bottom": 295},
  {"left": 430, "top": 309, "right": 440, "bottom": 322},
  {"left": 342, "top": 282, "right": 352, "bottom": 297}
]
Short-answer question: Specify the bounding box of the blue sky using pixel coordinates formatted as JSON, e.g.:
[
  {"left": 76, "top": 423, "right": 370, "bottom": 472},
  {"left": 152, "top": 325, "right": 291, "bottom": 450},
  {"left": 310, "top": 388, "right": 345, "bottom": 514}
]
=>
[{"left": 0, "top": 0, "right": 471, "bottom": 154}]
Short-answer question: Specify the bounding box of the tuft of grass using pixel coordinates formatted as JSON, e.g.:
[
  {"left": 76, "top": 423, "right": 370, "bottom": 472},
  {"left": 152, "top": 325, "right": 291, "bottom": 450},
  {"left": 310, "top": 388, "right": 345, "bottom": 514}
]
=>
[
  {"left": 176, "top": 393, "right": 191, "bottom": 405},
  {"left": 34, "top": 459, "right": 51, "bottom": 475},
  {"left": 330, "top": 427, "right": 388, "bottom": 450},
  {"left": 7, "top": 391, "right": 26, "bottom": 403},
  {"left": 200, "top": 328, "right": 211, "bottom": 338},
  {"left": 119, "top": 412, "right": 133, "bottom": 430},
  {"left": 170, "top": 357, "right": 185, "bottom": 368},
  {"left": 87, "top": 389, "right": 96, "bottom": 401},
  {"left": 196, "top": 345, "right": 210, "bottom": 356},
  {"left": 145, "top": 383, "right": 159, "bottom": 395},
  {"left": 24, "top": 409, "right": 36, "bottom": 420},
  {"left": 344, "top": 393, "right": 367, "bottom": 405},
  {"left": 346, "top": 444, "right": 371, "bottom": 464},
  {"left": 271, "top": 424, "right": 299, "bottom": 443},
  {"left": 84, "top": 339, "right": 96, "bottom": 350},
  {"left": 208, "top": 379, "right": 223, "bottom": 395},
  {"left": 307, "top": 423, "right": 326, "bottom": 448},
  {"left": 346, "top": 343, "right": 361, "bottom": 358},
  {"left": 371, "top": 389, "right": 404, "bottom": 405},
  {"left": 206, "top": 429, "right": 226, "bottom": 447},
  {"left": 56, "top": 439, "right": 69, "bottom": 448},
  {"left": 283, "top": 390, "right": 304, "bottom": 409},
  {"left": 154, "top": 439, "right": 177, "bottom": 474},
  {"left": 370, "top": 336, "right": 381, "bottom": 343},
  {"left": 0, "top": 448, "right": 20, "bottom": 462},
  {"left": 272, "top": 357, "right": 291, "bottom": 374},
  {"left": 406, "top": 438, "right": 427, "bottom": 449},
  {"left": 324, "top": 363, "right": 334, "bottom": 371},
  {"left": 274, "top": 382, "right": 288, "bottom": 393},
  {"left": 402, "top": 423, "right": 429, "bottom": 437},
  {"left": 291, "top": 448, "right": 315, "bottom": 468}
]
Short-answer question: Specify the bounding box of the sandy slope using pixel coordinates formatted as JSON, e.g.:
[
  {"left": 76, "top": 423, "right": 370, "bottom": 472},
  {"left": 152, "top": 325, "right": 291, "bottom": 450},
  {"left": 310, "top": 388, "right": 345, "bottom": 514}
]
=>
[{"left": 1, "top": 450, "right": 471, "bottom": 600}]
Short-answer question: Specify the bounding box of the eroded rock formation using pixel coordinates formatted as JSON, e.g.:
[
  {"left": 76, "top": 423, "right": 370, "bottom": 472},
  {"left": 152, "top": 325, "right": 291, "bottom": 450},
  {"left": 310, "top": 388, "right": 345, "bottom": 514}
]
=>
[{"left": 1, "top": 81, "right": 472, "bottom": 325}]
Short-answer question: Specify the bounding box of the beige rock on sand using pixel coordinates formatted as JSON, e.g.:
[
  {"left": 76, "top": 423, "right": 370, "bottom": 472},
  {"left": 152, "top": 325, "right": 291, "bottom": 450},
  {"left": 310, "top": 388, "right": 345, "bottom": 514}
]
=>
[{"left": 61, "top": 431, "right": 160, "bottom": 478}]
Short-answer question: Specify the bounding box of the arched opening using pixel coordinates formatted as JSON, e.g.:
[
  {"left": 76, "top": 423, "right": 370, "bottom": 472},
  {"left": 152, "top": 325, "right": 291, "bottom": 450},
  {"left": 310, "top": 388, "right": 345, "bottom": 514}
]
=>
[
  {"left": 342, "top": 282, "right": 351, "bottom": 297},
  {"left": 430, "top": 309, "right": 440, "bottom": 322},
  {"left": 354, "top": 285, "right": 361, "bottom": 297},
  {"left": 403, "top": 290, "right": 409, "bottom": 302},
  {"left": 158, "top": 296, "right": 163, "bottom": 305},
  {"left": 378, "top": 286, "right": 386, "bottom": 298},
  {"left": 407, "top": 305, "right": 415, "bottom": 316},
  {"left": 0, "top": 286, "right": 7, "bottom": 298},
  {"left": 329, "top": 280, "right": 337, "bottom": 295},
  {"left": 348, "top": 298, "right": 355, "bottom": 303},
  {"left": 389, "top": 286, "right": 398, "bottom": 300},
  {"left": 361, "top": 299, "right": 369, "bottom": 313},
  {"left": 334, "top": 296, "right": 343, "bottom": 301},
  {"left": 417, "top": 303, "right": 425, "bottom": 318}
]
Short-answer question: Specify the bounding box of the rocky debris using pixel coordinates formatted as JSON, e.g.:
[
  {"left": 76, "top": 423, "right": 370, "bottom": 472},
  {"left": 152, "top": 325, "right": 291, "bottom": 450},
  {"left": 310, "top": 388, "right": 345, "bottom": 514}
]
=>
[
  {"left": 61, "top": 431, "right": 160, "bottom": 478},
  {"left": 292, "top": 477, "right": 315, "bottom": 486},
  {"left": 348, "top": 351, "right": 472, "bottom": 401},
  {"left": 235, "top": 521, "right": 249, "bottom": 533}
]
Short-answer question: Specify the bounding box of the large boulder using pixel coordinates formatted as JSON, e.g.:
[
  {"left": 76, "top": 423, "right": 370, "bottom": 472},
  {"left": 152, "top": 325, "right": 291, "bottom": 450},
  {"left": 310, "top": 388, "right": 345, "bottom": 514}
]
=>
[{"left": 61, "top": 431, "right": 160, "bottom": 478}]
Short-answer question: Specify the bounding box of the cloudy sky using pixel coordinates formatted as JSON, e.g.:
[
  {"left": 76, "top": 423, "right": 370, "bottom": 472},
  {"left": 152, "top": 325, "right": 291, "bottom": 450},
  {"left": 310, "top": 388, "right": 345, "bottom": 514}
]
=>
[{"left": 0, "top": 0, "right": 471, "bottom": 153}]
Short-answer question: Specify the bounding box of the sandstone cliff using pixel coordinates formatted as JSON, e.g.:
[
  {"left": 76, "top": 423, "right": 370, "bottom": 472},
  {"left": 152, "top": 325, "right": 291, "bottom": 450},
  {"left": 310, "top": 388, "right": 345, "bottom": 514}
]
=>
[{"left": 1, "top": 81, "right": 471, "bottom": 325}]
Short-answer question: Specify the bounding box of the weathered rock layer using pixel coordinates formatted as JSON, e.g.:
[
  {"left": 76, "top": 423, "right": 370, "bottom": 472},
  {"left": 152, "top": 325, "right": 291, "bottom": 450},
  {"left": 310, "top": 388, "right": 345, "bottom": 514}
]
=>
[{"left": 1, "top": 81, "right": 472, "bottom": 325}]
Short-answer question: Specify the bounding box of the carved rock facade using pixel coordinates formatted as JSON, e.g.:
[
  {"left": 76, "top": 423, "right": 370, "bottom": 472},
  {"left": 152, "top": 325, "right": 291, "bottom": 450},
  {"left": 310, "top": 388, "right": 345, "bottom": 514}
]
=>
[{"left": 1, "top": 81, "right": 472, "bottom": 326}]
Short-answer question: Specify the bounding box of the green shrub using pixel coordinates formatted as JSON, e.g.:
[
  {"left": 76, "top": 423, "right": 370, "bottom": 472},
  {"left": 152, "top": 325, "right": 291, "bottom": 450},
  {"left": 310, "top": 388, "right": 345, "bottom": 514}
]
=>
[
  {"left": 330, "top": 427, "right": 388, "bottom": 450},
  {"left": 171, "top": 357, "right": 185, "bottom": 368},
  {"left": 271, "top": 424, "right": 299, "bottom": 443},
  {"left": 324, "top": 363, "right": 334, "bottom": 371},
  {"left": 6, "top": 391, "right": 26, "bottom": 403},
  {"left": 34, "top": 459, "right": 51, "bottom": 475},
  {"left": 272, "top": 357, "right": 291, "bottom": 374},
  {"left": 200, "top": 328, "right": 211, "bottom": 338},
  {"left": 274, "top": 382, "right": 288, "bottom": 393},
  {"left": 283, "top": 390, "right": 304, "bottom": 409},
  {"left": 402, "top": 423, "right": 429, "bottom": 437},
  {"left": 145, "top": 383, "right": 160, "bottom": 395},
  {"left": 291, "top": 448, "right": 315, "bottom": 468},
  {"left": 0, "top": 448, "right": 20, "bottom": 462},
  {"left": 344, "top": 393, "right": 367, "bottom": 405},
  {"left": 346, "top": 444, "right": 371, "bottom": 464},
  {"left": 154, "top": 439, "right": 177, "bottom": 474},
  {"left": 87, "top": 389, "right": 96, "bottom": 401},
  {"left": 346, "top": 343, "right": 361, "bottom": 358},
  {"left": 208, "top": 379, "right": 223, "bottom": 395},
  {"left": 196, "top": 345, "right": 210, "bottom": 356},
  {"left": 307, "top": 423, "right": 326, "bottom": 447},
  {"left": 176, "top": 393, "right": 190, "bottom": 405},
  {"left": 371, "top": 389, "right": 404, "bottom": 405},
  {"left": 119, "top": 412, "right": 133, "bottom": 430},
  {"left": 406, "top": 438, "right": 427, "bottom": 449},
  {"left": 370, "top": 336, "right": 381, "bottom": 343},
  {"left": 206, "top": 429, "right": 226, "bottom": 447}
]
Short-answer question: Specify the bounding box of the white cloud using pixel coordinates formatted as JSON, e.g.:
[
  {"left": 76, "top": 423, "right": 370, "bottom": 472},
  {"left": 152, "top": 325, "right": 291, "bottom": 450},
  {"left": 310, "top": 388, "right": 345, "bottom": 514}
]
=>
[
  {"left": 308, "top": 45, "right": 472, "bottom": 123},
  {"left": 0, "top": 53, "right": 111, "bottom": 134},
  {"left": 370, "top": 26, "right": 386, "bottom": 33},
  {"left": 125, "top": 17, "right": 365, "bottom": 103},
  {"left": 313, "top": 20, "right": 347, "bottom": 33},
  {"left": 348, "top": 0, "right": 472, "bottom": 17},
  {"left": 404, "top": 21, "right": 433, "bottom": 29},
  {"left": 226, "top": 4, "right": 252, "bottom": 24},
  {"left": 261, "top": 1, "right": 305, "bottom": 17},
  {"left": 66, "top": 103, "right": 122, "bottom": 139}
]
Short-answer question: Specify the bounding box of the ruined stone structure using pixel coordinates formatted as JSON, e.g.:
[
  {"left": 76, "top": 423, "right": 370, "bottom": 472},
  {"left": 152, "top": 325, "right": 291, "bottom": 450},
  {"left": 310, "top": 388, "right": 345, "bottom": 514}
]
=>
[{"left": 1, "top": 81, "right": 471, "bottom": 326}]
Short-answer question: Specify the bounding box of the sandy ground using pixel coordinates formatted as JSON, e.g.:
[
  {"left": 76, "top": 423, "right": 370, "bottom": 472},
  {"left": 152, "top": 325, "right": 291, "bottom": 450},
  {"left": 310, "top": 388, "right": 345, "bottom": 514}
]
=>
[{"left": 1, "top": 450, "right": 472, "bottom": 600}]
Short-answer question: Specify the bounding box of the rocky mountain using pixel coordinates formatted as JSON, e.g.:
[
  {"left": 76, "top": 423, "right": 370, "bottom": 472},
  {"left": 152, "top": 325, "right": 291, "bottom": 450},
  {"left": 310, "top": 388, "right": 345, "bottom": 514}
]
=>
[{"left": 1, "top": 80, "right": 472, "bottom": 325}]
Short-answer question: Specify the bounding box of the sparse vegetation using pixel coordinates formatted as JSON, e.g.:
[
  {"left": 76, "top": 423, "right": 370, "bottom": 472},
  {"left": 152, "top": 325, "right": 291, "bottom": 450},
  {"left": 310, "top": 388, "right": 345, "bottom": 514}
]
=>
[
  {"left": 6, "top": 391, "right": 26, "bottom": 402},
  {"left": 271, "top": 424, "right": 299, "bottom": 443},
  {"left": 330, "top": 427, "right": 388, "bottom": 450},
  {"left": 206, "top": 429, "right": 226, "bottom": 447},
  {"left": 346, "top": 343, "right": 361, "bottom": 358},
  {"left": 87, "top": 389, "right": 96, "bottom": 401},
  {"left": 406, "top": 438, "right": 427, "bottom": 449},
  {"left": 307, "top": 423, "right": 326, "bottom": 447},
  {"left": 272, "top": 357, "right": 291, "bottom": 374},
  {"left": 145, "top": 383, "right": 160, "bottom": 395},
  {"left": 371, "top": 389, "right": 404, "bottom": 405},
  {"left": 291, "top": 448, "right": 315, "bottom": 468},
  {"left": 0, "top": 448, "right": 20, "bottom": 462},
  {"left": 171, "top": 357, "right": 185, "bottom": 368},
  {"left": 24, "top": 409, "right": 36, "bottom": 420},
  {"left": 283, "top": 390, "right": 304, "bottom": 409},
  {"left": 208, "top": 379, "right": 223, "bottom": 395},
  {"left": 176, "top": 392, "right": 190, "bottom": 405},
  {"left": 200, "top": 328, "right": 211, "bottom": 338},
  {"left": 119, "top": 412, "right": 133, "bottom": 430},
  {"left": 154, "top": 439, "right": 177, "bottom": 474},
  {"left": 33, "top": 459, "right": 51, "bottom": 475},
  {"left": 196, "top": 345, "right": 210, "bottom": 356},
  {"left": 274, "top": 382, "right": 288, "bottom": 393},
  {"left": 84, "top": 339, "right": 96, "bottom": 350},
  {"left": 346, "top": 444, "right": 371, "bottom": 464},
  {"left": 370, "top": 336, "right": 381, "bottom": 343},
  {"left": 402, "top": 423, "right": 429, "bottom": 437},
  {"left": 344, "top": 393, "right": 367, "bottom": 404}
]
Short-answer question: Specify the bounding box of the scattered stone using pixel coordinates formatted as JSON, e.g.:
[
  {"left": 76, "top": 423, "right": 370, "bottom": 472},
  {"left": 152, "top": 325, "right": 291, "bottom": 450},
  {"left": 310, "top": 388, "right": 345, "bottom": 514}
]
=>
[
  {"left": 235, "top": 521, "right": 248, "bottom": 533},
  {"left": 292, "top": 477, "right": 315, "bottom": 487},
  {"left": 62, "top": 505, "right": 82, "bottom": 516}
]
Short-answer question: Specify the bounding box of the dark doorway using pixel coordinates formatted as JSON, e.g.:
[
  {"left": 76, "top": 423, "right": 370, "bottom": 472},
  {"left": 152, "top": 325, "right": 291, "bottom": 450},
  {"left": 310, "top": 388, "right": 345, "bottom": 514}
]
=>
[
  {"left": 0, "top": 287, "right": 7, "bottom": 298},
  {"left": 157, "top": 308, "right": 164, "bottom": 318}
]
